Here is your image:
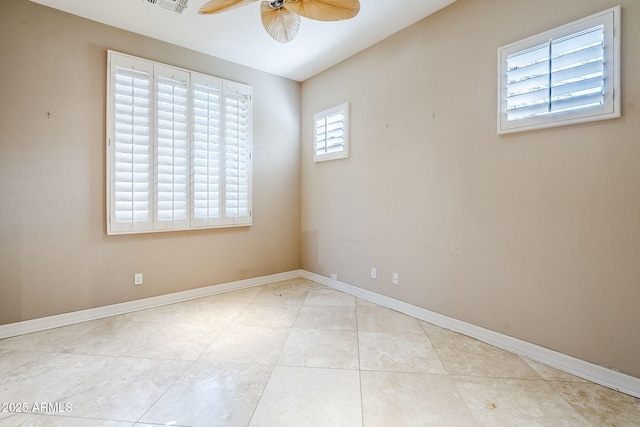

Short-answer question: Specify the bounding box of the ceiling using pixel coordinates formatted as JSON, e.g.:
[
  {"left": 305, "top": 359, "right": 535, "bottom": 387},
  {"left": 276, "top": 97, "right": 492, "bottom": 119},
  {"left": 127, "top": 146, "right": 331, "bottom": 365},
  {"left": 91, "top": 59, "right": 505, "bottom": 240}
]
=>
[{"left": 29, "top": 0, "right": 456, "bottom": 82}]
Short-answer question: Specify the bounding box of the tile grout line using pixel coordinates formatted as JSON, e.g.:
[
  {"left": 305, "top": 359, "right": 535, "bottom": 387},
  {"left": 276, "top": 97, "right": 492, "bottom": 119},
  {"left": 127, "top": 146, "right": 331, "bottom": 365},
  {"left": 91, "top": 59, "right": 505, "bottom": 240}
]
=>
[
  {"left": 245, "top": 279, "right": 309, "bottom": 427},
  {"left": 417, "top": 318, "right": 477, "bottom": 423},
  {"left": 133, "top": 355, "right": 198, "bottom": 426},
  {"left": 141, "top": 285, "right": 262, "bottom": 426},
  {"left": 355, "top": 298, "right": 366, "bottom": 427},
  {"left": 540, "top": 379, "right": 597, "bottom": 427}
]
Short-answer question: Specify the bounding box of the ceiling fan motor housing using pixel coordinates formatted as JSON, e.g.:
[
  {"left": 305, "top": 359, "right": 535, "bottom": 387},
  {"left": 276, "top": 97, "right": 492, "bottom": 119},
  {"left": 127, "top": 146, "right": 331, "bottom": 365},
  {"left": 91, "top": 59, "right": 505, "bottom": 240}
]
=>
[{"left": 269, "top": 0, "right": 285, "bottom": 9}]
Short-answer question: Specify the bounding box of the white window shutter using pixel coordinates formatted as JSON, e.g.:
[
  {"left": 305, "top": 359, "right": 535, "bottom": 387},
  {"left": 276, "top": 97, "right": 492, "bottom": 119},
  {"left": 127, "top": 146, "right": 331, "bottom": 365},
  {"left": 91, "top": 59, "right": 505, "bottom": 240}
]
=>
[
  {"left": 505, "top": 27, "right": 605, "bottom": 122},
  {"left": 223, "top": 82, "right": 252, "bottom": 225},
  {"left": 108, "top": 55, "right": 154, "bottom": 234},
  {"left": 191, "top": 73, "right": 223, "bottom": 227},
  {"left": 313, "top": 103, "right": 349, "bottom": 162},
  {"left": 498, "top": 6, "right": 620, "bottom": 134},
  {"left": 505, "top": 43, "right": 550, "bottom": 121},
  {"left": 107, "top": 51, "right": 252, "bottom": 234},
  {"left": 550, "top": 27, "right": 605, "bottom": 113},
  {"left": 316, "top": 111, "right": 345, "bottom": 153},
  {"left": 154, "top": 65, "right": 190, "bottom": 230}
]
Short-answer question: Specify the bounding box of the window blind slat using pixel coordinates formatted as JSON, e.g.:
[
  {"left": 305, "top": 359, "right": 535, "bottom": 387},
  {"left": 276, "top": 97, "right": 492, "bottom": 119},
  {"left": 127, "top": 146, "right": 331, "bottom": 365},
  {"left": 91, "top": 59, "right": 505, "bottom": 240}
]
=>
[
  {"left": 506, "top": 87, "right": 549, "bottom": 111},
  {"left": 551, "top": 92, "right": 604, "bottom": 113},
  {"left": 552, "top": 76, "right": 603, "bottom": 100},
  {"left": 506, "top": 74, "right": 549, "bottom": 97},
  {"left": 551, "top": 27, "right": 604, "bottom": 57},
  {"left": 507, "top": 103, "right": 550, "bottom": 121},
  {"left": 507, "top": 61, "right": 549, "bottom": 85},
  {"left": 506, "top": 43, "right": 548, "bottom": 70},
  {"left": 551, "top": 44, "right": 603, "bottom": 72},
  {"left": 551, "top": 63, "right": 603, "bottom": 89}
]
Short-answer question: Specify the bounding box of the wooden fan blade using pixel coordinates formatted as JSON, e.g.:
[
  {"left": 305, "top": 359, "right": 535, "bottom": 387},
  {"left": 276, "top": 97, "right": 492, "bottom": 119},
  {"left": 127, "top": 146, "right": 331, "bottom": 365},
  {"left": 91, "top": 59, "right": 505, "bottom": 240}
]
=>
[
  {"left": 261, "top": 2, "right": 301, "bottom": 43},
  {"left": 284, "top": 0, "right": 360, "bottom": 22},
  {"left": 199, "top": 0, "right": 257, "bottom": 15}
]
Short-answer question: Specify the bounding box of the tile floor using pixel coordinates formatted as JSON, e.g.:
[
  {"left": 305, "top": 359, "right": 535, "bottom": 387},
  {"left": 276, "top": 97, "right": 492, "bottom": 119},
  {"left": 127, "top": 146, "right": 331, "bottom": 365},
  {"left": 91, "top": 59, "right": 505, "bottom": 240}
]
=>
[{"left": 0, "top": 278, "right": 639, "bottom": 426}]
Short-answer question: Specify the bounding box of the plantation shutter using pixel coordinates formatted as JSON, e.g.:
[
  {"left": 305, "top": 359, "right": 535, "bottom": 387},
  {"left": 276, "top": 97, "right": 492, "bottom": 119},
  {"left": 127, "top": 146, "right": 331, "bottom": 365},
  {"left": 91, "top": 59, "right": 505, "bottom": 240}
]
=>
[
  {"left": 550, "top": 27, "right": 605, "bottom": 113},
  {"left": 154, "top": 66, "right": 190, "bottom": 230},
  {"left": 505, "top": 43, "right": 550, "bottom": 121},
  {"left": 506, "top": 25, "right": 605, "bottom": 121},
  {"left": 223, "top": 82, "right": 252, "bottom": 225},
  {"left": 107, "top": 51, "right": 252, "bottom": 234},
  {"left": 192, "top": 74, "right": 223, "bottom": 227},
  {"left": 109, "top": 55, "right": 153, "bottom": 233},
  {"left": 313, "top": 103, "right": 349, "bottom": 162},
  {"left": 315, "top": 110, "right": 345, "bottom": 155}
]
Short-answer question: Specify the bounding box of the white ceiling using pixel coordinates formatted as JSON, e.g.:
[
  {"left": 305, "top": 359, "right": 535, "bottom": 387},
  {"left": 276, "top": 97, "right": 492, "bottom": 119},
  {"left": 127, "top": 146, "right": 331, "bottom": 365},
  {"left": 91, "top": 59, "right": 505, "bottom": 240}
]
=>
[{"left": 29, "top": 0, "right": 456, "bottom": 82}]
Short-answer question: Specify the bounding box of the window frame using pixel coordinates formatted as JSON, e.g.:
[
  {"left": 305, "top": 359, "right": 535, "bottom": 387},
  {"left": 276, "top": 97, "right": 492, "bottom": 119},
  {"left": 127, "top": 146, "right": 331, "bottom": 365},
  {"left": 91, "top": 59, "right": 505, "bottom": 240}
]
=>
[
  {"left": 313, "top": 103, "right": 350, "bottom": 162},
  {"left": 106, "top": 50, "right": 252, "bottom": 235},
  {"left": 497, "top": 6, "right": 621, "bottom": 134}
]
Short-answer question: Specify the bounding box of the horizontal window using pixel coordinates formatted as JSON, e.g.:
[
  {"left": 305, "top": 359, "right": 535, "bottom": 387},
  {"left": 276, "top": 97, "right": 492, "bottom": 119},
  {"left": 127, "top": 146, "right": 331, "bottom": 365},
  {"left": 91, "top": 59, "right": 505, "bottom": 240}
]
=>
[{"left": 498, "top": 6, "right": 620, "bottom": 134}]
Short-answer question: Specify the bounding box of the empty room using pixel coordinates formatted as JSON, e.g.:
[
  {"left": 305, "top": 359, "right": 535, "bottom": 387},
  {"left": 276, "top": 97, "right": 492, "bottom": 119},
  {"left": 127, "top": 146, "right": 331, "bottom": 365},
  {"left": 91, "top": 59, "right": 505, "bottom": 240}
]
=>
[{"left": 1, "top": 0, "right": 639, "bottom": 425}]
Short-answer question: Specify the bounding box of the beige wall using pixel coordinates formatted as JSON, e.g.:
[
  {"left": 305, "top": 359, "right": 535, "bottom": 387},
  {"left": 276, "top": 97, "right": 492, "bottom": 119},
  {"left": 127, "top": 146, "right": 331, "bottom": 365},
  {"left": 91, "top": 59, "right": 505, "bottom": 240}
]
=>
[
  {"left": 0, "top": 0, "right": 301, "bottom": 324},
  {"left": 3, "top": 0, "right": 639, "bottom": 381},
  {"left": 301, "top": 0, "right": 640, "bottom": 378}
]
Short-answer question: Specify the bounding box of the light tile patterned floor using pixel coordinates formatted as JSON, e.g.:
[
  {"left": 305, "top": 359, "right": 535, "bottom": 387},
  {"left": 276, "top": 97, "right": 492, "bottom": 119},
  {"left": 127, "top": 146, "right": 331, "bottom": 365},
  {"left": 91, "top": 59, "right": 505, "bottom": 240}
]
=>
[{"left": 0, "top": 278, "right": 639, "bottom": 426}]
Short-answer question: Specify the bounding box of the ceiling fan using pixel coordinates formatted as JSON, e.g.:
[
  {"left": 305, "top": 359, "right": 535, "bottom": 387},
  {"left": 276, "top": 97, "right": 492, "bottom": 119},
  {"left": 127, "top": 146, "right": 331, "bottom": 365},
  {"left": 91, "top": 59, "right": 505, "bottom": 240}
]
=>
[{"left": 199, "top": 0, "right": 361, "bottom": 43}]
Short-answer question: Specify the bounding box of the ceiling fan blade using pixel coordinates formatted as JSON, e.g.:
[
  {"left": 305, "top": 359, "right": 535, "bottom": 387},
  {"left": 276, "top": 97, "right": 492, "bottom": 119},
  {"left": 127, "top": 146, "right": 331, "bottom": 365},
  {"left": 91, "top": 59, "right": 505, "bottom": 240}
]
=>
[
  {"left": 260, "top": 2, "right": 301, "bottom": 43},
  {"left": 198, "top": 0, "right": 257, "bottom": 14},
  {"left": 284, "top": 0, "right": 360, "bottom": 22}
]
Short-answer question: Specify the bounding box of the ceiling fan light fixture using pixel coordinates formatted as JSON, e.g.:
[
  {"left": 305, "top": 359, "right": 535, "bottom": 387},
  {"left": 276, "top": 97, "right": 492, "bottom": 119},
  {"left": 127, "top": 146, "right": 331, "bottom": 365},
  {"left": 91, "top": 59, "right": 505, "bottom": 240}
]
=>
[{"left": 199, "top": 0, "right": 360, "bottom": 42}]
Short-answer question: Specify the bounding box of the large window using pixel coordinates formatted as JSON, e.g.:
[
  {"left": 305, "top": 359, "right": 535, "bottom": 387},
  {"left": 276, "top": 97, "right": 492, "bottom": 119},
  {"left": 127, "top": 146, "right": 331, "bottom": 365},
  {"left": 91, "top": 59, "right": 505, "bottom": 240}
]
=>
[
  {"left": 107, "top": 51, "right": 252, "bottom": 234},
  {"left": 497, "top": 6, "right": 620, "bottom": 134}
]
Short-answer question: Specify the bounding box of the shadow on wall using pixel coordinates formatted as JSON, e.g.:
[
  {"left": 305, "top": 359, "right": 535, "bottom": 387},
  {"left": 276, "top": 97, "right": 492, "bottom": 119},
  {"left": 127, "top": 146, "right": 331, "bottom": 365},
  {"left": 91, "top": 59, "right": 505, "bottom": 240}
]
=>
[
  {"left": 0, "top": 221, "right": 22, "bottom": 325},
  {"left": 302, "top": 230, "right": 323, "bottom": 275}
]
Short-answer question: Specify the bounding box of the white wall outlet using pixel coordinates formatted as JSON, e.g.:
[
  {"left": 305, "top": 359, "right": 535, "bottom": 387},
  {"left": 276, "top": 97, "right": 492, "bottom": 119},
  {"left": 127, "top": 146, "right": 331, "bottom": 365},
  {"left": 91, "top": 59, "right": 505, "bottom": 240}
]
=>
[
  {"left": 330, "top": 273, "right": 338, "bottom": 281},
  {"left": 371, "top": 268, "right": 377, "bottom": 279},
  {"left": 392, "top": 273, "right": 399, "bottom": 285},
  {"left": 134, "top": 273, "right": 143, "bottom": 285}
]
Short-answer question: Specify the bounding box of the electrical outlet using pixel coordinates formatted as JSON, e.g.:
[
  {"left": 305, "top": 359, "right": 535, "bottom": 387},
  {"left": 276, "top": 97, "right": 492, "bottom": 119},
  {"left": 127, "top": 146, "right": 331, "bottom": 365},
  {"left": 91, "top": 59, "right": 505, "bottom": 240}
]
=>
[
  {"left": 370, "top": 268, "right": 377, "bottom": 279},
  {"left": 392, "top": 273, "right": 399, "bottom": 285},
  {"left": 134, "top": 273, "right": 143, "bottom": 285},
  {"left": 330, "top": 273, "right": 338, "bottom": 281}
]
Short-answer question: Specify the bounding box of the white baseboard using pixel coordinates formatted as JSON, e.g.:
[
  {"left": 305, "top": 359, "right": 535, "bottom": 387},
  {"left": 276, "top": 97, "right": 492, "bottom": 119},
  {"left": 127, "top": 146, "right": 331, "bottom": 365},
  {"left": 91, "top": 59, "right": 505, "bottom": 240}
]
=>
[
  {"left": 2, "top": 268, "right": 638, "bottom": 399},
  {"left": 0, "top": 269, "right": 304, "bottom": 340},
  {"left": 301, "top": 270, "right": 640, "bottom": 399}
]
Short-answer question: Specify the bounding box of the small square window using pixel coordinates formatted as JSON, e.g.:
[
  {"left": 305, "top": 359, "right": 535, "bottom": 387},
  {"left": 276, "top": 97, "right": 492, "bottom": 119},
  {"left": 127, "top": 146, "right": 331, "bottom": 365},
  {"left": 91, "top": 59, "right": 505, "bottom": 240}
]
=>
[
  {"left": 314, "top": 103, "right": 349, "bottom": 162},
  {"left": 497, "top": 6, "right": 620, "bottom": 134}
]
